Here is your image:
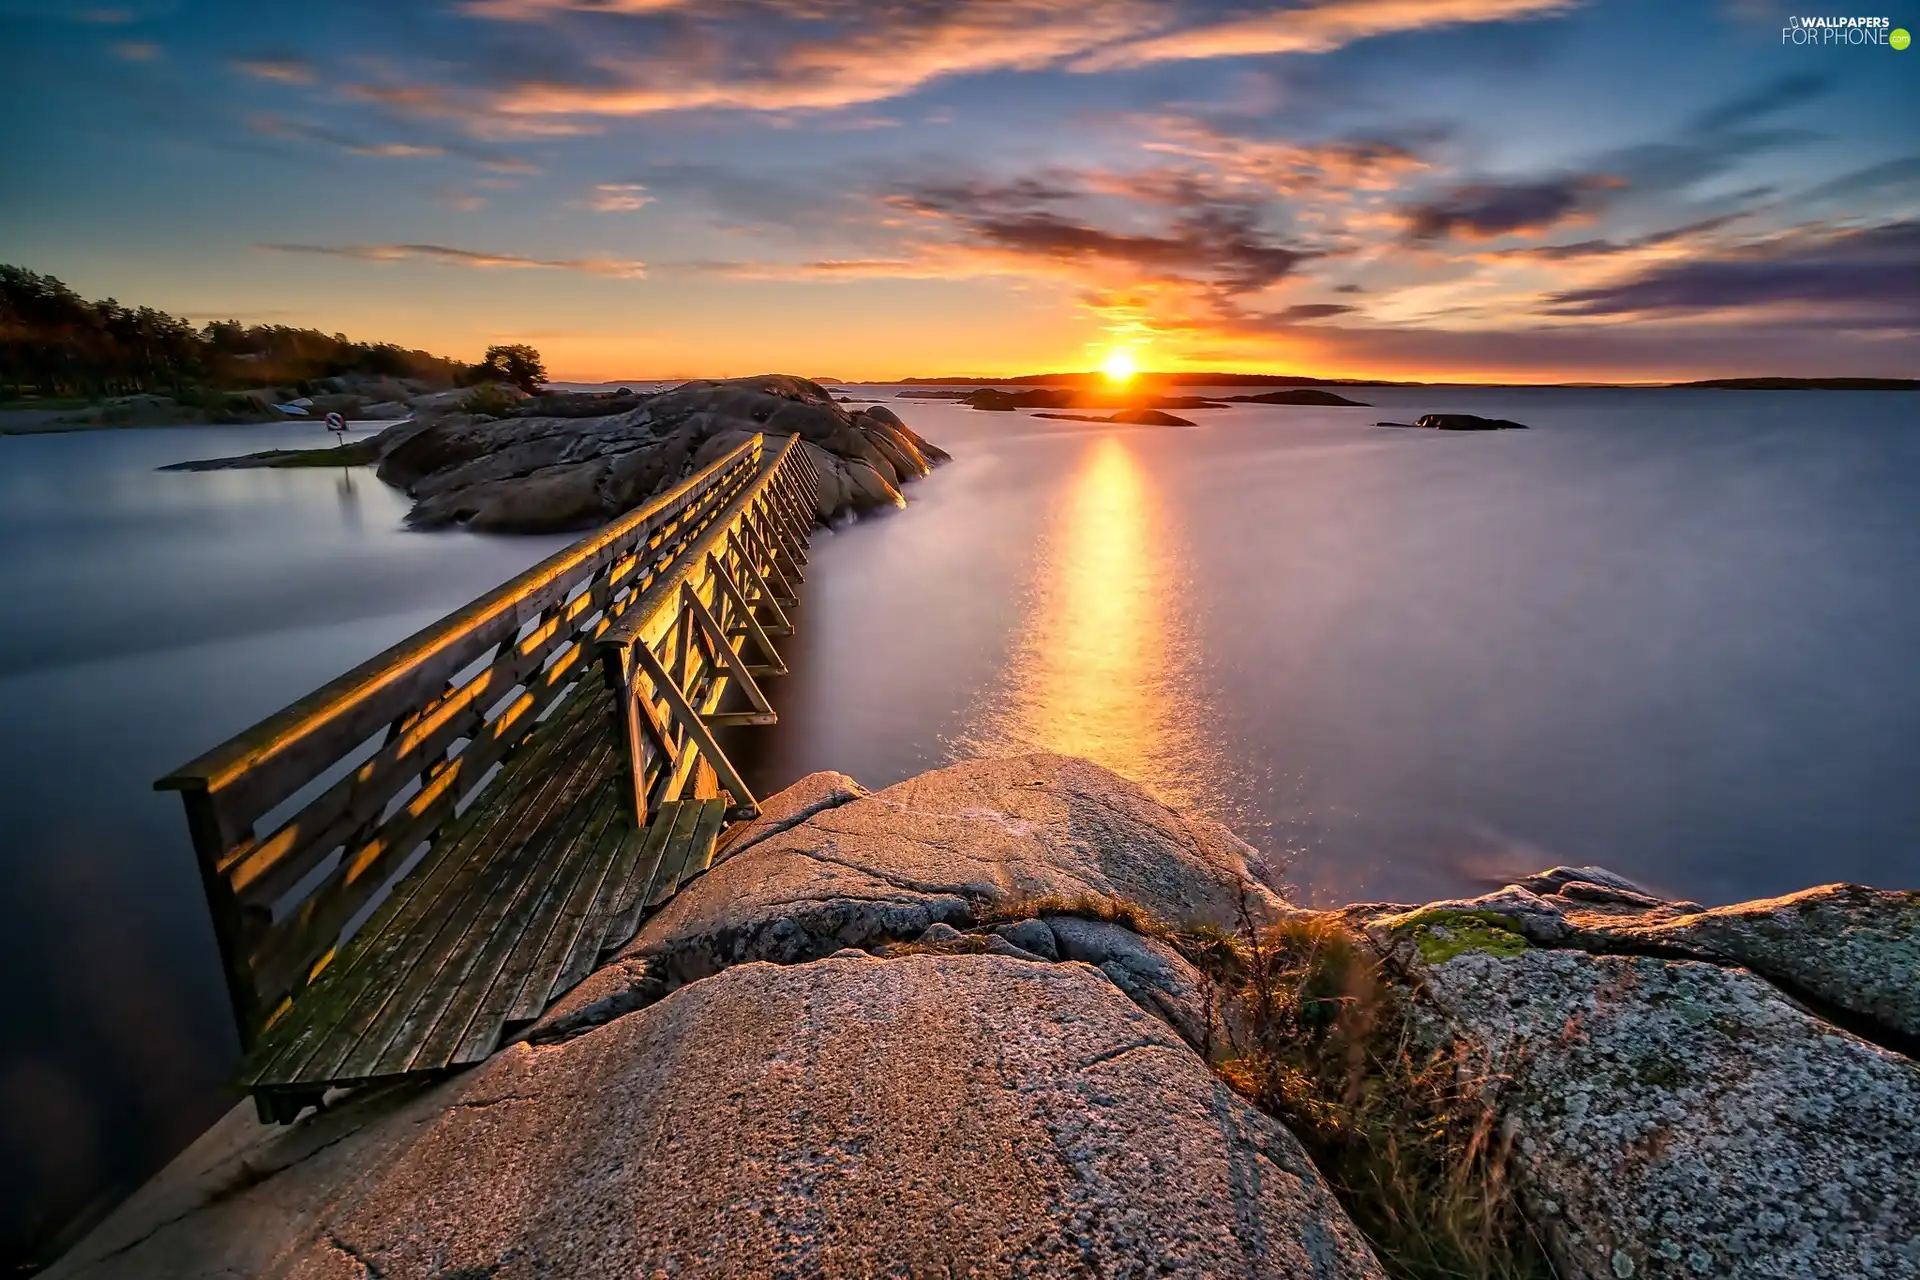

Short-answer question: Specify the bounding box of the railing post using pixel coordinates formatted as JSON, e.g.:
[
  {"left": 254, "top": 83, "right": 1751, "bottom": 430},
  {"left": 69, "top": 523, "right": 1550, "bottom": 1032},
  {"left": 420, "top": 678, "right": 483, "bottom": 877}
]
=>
[{"left": 174, "top": 787, "right": 272, "bottom": 1047}]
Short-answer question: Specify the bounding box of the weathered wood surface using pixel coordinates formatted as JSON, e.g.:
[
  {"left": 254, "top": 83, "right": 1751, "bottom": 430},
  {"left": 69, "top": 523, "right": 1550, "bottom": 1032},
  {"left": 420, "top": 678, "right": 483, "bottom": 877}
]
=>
[
  {"left": 157, "top": 432, "right": 823, "bottom": 1114},
  {"left": 598, "top": 434, "right": 821, "bottom": 829}
]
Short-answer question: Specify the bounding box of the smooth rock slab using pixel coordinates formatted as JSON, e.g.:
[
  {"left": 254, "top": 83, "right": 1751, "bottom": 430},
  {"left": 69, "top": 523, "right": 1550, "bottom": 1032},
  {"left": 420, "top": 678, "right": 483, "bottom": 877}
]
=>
[
  {"left": 625, "top": 753, "right": 1287, "bottom": 985},
  {"left": 62, "top": 956, "right": 1386, "bottom": 1278},
  {"left": 1412, "top": 945, "right": 1920, "bottom": 1280},
  {"left": 1567, "top": 882, "right": 1920, "bottom": 1046}
]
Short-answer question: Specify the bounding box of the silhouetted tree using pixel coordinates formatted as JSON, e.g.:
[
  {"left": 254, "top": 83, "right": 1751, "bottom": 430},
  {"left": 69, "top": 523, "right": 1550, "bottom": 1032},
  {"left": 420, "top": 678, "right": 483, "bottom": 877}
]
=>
[{"left": 475, "top": 343, "right": 548, "bottom": 394}]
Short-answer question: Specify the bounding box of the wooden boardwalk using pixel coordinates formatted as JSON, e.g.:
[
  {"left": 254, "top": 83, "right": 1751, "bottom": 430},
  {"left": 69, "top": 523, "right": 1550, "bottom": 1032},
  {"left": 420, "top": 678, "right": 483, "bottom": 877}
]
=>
[{"left": 156, "top": 434, "right": 819, "bottom": 1119}]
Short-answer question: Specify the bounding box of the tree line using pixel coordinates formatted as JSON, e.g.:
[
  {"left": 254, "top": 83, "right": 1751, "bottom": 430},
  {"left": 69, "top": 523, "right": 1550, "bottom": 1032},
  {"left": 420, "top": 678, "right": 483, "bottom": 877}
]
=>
[{"left": 0, "top": 264, "right": 527, "bottom": 400}]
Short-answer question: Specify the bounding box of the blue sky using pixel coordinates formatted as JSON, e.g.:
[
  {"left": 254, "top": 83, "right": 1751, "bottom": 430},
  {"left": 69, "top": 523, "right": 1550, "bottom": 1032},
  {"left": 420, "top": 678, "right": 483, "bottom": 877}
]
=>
[{"left": 3, "top": 0, "right": 1916, "bottom": 380}]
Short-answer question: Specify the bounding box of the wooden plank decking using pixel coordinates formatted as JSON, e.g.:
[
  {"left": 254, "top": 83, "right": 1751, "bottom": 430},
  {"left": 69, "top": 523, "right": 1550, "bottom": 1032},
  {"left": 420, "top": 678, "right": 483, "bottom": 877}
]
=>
[
  {"left": 154, "top": 433, "right": 818, "bottom": 1121},
  {"left": 239, "top": 678, "right": 726, "bottom": 1113}
]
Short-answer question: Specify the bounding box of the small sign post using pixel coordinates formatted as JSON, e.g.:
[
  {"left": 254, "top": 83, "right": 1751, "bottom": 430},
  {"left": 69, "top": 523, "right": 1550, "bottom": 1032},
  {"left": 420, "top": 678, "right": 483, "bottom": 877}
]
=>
[{"left": 325, "top": 411, "right": 347, "bottom": 449}]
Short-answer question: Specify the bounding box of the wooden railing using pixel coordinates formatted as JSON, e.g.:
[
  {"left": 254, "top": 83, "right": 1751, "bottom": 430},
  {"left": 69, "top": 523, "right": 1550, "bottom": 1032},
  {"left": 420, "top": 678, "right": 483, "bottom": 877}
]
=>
[
  {"left": 597, "top": 433, "right": 821, "bottom": 826},
  {"left": 156, "top": 435, "right": 802, "bottom": 1045}
]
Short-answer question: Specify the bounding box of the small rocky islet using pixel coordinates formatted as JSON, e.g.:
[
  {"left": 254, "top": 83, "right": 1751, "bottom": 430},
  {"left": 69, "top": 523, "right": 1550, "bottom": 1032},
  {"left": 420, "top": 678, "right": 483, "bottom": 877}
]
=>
[
  {"left": 52, "top": 753, "right": 1918, "bottom": 1280},
  {"left": 171, "top": 374, "right": 950, "bottom": 533}
]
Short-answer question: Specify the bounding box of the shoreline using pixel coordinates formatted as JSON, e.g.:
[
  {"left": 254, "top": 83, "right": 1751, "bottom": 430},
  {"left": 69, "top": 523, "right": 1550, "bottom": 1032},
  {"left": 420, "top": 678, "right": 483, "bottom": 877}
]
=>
[{"left": 42, "top": 753, "right": 1918, "bottom": 1280}]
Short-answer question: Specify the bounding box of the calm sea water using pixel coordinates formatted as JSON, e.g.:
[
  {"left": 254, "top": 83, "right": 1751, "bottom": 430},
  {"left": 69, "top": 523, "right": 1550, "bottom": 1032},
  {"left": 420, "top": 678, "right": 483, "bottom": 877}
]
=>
[{"left": 3, "top": 389, "right": 1917, "bottom": 1258}]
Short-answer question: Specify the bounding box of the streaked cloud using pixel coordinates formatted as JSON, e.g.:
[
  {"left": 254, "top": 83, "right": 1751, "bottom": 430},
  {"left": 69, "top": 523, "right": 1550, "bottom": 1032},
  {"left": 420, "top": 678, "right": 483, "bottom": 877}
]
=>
[
  {"left": 1548, "top": 220, "right": 1920, "bottom": 325},
  {"left": 257, "top": 243, "right": 647, "bottom": 278},
  {"left": 422, "top": 0, "right": 1586, "bottom": 130},
  {"left": 1401, "top": 174, "right": 1624, "bottom": 242},
  {"left": 1076, "top": 0, "right": 1579, "bottom": 70},
  {"left": 244, "top": 112, "right": 538, "bottom": 172},
  {"left": 234, "top": 58, "right": 317, "bottom": 85},
  {"left": 588, "top": 182, "right": 653, "bottom": 212},
  {"left": 109, "top": 40, "right": 160, "bottom": 61}
]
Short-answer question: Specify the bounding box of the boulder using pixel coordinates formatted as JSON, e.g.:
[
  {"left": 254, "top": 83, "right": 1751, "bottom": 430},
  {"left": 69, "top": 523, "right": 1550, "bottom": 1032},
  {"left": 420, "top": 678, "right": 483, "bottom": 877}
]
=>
[
  {"left": 714, "top": 769, "right": 869, "bottom": 865},
  {"left": 843, "top": 457, "right": 907, "bottom": 510},
  {"left": 1044, "top": 914, "right": 1221, "bottom": 1052},
  {"left": 1403, "top": 942, "right": 1920, "bottom": 1280},
  {"left": 1367, "top": 873, "right": 1920, "bottom": 1049},
  {"left": 48, "top": 956, "right": 1385, "bottom": 1279},
  {"left": 1562, "top": 882, "right": 1920, "bottom": 1046},
  {"left": 611, "top": 753, "right": 1285, "bottom": 990},
  {"left": 357, "top": 400, "right": 412, "bottom": 420}
]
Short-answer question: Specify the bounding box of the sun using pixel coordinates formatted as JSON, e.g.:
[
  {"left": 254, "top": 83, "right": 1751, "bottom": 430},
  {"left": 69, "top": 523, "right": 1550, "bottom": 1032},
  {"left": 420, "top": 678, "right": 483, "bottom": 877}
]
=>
[{"left": 1102, "top": 348, "right": 1137, "bottom": 384}]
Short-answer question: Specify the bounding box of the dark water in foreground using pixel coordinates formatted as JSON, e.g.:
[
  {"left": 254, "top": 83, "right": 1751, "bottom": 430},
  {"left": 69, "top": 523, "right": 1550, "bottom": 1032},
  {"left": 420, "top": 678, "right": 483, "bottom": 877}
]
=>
[{"left": 3, "top": 389, "right": 1918, "bottom": 1259}]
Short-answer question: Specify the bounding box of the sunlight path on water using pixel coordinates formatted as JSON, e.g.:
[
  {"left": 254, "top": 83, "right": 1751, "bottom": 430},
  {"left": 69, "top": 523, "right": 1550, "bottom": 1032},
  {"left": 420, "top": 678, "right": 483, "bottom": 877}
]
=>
[{"left": 958, "top": 434, "right": 1228, "bottom": 815}]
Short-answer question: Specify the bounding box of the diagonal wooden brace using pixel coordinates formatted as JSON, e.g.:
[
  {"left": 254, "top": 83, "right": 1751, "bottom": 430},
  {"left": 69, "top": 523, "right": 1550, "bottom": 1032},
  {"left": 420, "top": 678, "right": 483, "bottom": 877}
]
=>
[{"left": 629, "top": 639, "right": 759, "bottom": 820}]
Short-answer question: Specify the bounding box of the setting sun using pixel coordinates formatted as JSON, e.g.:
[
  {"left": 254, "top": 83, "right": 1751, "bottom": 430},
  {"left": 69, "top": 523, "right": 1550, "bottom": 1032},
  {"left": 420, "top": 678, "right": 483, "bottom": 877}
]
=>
[{"left": 1102, "top": 348, "right": 1137, "bottom": 383}]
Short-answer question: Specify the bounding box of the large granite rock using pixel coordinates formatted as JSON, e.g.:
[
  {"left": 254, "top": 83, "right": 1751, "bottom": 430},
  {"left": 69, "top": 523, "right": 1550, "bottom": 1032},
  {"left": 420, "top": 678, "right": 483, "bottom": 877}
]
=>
[
  {"left": 1367, "top": 875, "right": 1920, "bottom": 1049},
  {"left": 615, "top": 753, "right": 1284, "bottom": 985},
  {"left": 51, "top": 955, "right": 1384, "bottom": 1279},
  {"left": 370, "top": 374, "right": 947, "bottom": 532},
  {"left": 1359, "top": 869, "right": 1920, "bottom": 1280},
  {"left": 714, "top": 768, "right": 869, "bottom": 864},
  {"left": 1563, "top": 882, "right": 1920, "bottom": 1047},
  {"left": 1404, "top": 944, "right": 1920, "bottom": 1280}
]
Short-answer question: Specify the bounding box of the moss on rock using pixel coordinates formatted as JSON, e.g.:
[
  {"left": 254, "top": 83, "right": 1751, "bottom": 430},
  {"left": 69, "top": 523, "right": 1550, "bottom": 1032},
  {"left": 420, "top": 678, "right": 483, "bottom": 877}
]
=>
[{"left": 1396, "top": 910, "right": 1530, "bottom": 965}]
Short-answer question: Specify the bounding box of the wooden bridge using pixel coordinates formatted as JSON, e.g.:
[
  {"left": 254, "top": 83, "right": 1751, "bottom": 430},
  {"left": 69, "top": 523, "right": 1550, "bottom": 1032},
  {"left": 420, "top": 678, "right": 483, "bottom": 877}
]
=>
[{"left": 156, "top": 434, "right": 821, "bottom": 1121}]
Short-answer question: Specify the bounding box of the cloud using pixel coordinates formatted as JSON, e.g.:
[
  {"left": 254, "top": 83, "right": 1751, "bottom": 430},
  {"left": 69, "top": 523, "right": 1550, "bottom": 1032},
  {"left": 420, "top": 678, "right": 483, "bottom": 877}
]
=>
[
  {"left": 1138, "top": 115, "right": 1435, "bottom": 197},
  {"left": 245, "top": 112, "right": 537, "bottom": 171},
  {"left": 1547, "top": 220, "right": 1920, "bottom": 324},
  {"left": 588, "top": 182, "right": 653, "bottom": 212},
  {"left": 1483, "top": 213, "right": 1750, "bottom": 262},
  {"left": 376, "top": 0, "right": 1587, "bottom": 131},
  {"left": 1075, "top": 0, "right": 1578, "bottom": 70},
  {"left": 248, "top": 113, "right": 446, "bottom": 159},
  {"left": 1792, "top": 156, "right": 1920, "bottom": 207},
  {"left": 257, "top": 242, "right": 647, "bottom": 278},
  {"left": 893, "top": 174, "right": 1311, "bottom": 295},
  {"left": 234, "top": 58, "right": 317, "bottom": 85},
  {"left": 110, "top": 40, "right": 160, "bottom": 61},
  {"left": 1690, "top": 72, "right": 1831, "bottom": 136},
  {"left": 1275, "top": 302, "right": 1355, "bottom": 320},
  {"left": 1400, "top": 174, "right": 1622, "bottom": 241}
]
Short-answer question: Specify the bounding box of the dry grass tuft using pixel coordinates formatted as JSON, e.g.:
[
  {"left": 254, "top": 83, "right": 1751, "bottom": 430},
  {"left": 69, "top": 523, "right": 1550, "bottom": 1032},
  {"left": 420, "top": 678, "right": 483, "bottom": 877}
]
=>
[
  {"left": 1183, "top": 912, "right": 1552, "bottom": 1280},
  {"left": 975, "top": 891, "right": 1178, "bottom": 940}
]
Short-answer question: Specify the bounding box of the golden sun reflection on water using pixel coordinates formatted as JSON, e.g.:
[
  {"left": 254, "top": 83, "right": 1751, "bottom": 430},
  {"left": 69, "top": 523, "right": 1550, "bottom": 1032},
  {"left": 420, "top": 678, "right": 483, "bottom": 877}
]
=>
[{"left": 962, "top": 434, "right": 1224, "bottom": 812}]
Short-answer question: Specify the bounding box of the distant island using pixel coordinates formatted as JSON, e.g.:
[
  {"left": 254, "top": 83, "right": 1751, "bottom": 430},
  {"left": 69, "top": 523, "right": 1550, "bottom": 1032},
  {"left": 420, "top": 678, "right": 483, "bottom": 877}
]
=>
[
  {"left": 895, "top": 372, "right": 1919, "bottom": 391},
  {"left": 1670, "top": 377, "right": 1920, "bottom": 391}
]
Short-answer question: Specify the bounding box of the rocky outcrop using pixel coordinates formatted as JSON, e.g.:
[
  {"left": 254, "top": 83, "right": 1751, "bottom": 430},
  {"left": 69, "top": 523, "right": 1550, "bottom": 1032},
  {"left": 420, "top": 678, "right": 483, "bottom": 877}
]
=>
[
  {"left": 1361, "top": 872, "right": 1920, "bottom": 1280},
  {"left": 540, "top": 753, "right": 1284, "bottom": 1032},
  {"left": 1396, "top": 944, "right": 1920, "bottom": 1279},
  {"left": 369, "top": 375, "right": 948, "bottom": 532},
  {"left": 45, "top": 755, "right": 1916, "bottom": 1280},
  {"left": 50, "top": 955, "right": 1384, "bottom": 1280}
]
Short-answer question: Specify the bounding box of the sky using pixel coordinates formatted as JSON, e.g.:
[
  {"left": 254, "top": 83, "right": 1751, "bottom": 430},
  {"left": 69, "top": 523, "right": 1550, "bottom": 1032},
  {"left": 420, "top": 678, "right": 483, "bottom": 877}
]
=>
[{"left": 2, "top": 0, "right": 1917, "bottom": 382}]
